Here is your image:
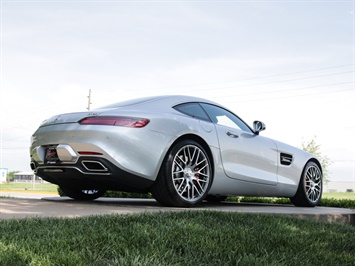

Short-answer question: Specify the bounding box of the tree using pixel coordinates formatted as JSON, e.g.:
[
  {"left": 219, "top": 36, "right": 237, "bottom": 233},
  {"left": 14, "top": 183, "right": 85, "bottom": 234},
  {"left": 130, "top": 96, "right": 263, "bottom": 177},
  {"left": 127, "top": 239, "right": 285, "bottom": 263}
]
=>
[
  {"left": 7, "top": 171, "right": 19, "bottom": 182},
  {"left": 301, "top": 136, "right": 332, "bottom": 185}
]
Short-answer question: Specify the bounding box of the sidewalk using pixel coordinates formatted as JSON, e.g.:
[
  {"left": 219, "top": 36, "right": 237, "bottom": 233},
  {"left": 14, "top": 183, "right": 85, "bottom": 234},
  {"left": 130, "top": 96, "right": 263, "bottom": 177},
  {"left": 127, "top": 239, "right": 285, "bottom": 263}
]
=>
[{"left": 1, "top": 192, "right": 354, "bottom": 225}]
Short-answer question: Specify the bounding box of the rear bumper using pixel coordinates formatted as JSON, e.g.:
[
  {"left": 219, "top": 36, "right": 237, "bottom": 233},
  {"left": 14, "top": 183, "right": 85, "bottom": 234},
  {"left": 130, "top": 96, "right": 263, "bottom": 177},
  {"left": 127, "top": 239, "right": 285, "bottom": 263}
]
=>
[
  {"left": 30, "top": 123, "right": 173, "bottom": 180},
  {"left": 31, "top": 156, "right": 154, "bottom": 192}
]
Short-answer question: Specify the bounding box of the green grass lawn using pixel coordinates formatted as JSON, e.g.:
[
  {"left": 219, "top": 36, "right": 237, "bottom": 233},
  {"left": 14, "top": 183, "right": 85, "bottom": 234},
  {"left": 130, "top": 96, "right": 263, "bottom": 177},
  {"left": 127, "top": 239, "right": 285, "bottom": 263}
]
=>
[
  {"left": 0, "top": 211, "right": 354, "bottom": 266},
  {"left": 2, "top": 182, "right": 355, "bottom": 200},
  {"left": 0, "top": 182, "right": 58, "bottom": 193},
  {"left": 1, "top": 184, "right": 355, "bottom": 265},
  {"left": 323, "top": 192, "right": 355, "bottom": 200}
]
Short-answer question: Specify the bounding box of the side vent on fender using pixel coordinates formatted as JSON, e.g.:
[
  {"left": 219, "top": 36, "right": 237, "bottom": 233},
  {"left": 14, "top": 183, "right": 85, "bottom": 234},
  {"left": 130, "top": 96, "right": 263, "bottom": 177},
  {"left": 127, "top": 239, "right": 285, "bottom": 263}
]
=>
[{"left": 280, "top": 153, "right": 293, "bottom": 166}]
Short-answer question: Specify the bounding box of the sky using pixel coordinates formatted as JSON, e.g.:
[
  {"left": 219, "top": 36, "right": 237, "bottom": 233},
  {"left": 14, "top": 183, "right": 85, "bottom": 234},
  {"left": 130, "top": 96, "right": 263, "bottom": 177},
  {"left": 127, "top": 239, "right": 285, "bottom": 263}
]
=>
[{"left": 0, "top": 0, "right": 354, "bottom": 185}]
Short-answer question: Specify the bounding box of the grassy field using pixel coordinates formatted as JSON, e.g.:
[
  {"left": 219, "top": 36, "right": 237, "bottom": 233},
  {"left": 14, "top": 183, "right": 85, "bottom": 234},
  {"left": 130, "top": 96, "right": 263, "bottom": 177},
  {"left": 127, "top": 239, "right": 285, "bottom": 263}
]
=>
[
  {"left": 2, "top": 182, "right": 355, "bottom": 200},
  {"left": 0, "top": 211, "right": 354, "bottom": 266},
  {"left": 0, "top": 182, "right": 58, "bottom": 193},
  {"left": 323, "top": 192, "right": 355, "bottom": 200},
  {"left": 1, "top": 184, "right": 354, "bottom": 265}
]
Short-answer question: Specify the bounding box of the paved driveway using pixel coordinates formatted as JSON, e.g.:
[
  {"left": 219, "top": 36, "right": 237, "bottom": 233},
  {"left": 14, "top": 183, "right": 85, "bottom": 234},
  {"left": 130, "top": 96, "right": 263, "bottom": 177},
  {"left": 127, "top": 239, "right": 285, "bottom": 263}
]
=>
[{"left": 1, "top": 195, "right": 354, "bottom": 226}]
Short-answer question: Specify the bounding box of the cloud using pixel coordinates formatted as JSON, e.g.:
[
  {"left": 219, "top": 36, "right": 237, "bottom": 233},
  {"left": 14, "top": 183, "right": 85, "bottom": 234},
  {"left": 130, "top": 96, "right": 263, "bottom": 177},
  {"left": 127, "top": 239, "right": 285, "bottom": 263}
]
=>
[{"left": 1, "top": 1, "right": 353, "bottom": 180}]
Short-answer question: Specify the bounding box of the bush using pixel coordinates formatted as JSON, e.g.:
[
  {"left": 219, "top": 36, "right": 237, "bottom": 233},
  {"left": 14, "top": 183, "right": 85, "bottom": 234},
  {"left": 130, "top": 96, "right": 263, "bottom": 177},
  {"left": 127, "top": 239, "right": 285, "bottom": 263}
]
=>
[
  {"left": 103, "top": 191, "right": 152, "bottom": 199},
  {"left": 226, "top": 196, "right": 355, "bottom": 209},
  {"left": 57, "top": 186, "right": 152, "bottom": 199},
  {"left": 320, "top": 198, "right": 355, "bottom": 209},
  {"left": 57, "top": 186, "right": 355, "bottom": 209},
  {"left": 226, "top": 196, "right": 291, "bottom": 204}
]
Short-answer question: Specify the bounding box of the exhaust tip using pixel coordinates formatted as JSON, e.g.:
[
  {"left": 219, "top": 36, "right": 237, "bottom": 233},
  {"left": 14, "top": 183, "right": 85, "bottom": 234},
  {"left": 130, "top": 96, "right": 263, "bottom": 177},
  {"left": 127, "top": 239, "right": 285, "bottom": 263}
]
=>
[
  {"left": 30, "top": 162, "right": 37, "bottom": 173},
  {"left": 82, "top": 161, "right": 108, "bottom": 172}
]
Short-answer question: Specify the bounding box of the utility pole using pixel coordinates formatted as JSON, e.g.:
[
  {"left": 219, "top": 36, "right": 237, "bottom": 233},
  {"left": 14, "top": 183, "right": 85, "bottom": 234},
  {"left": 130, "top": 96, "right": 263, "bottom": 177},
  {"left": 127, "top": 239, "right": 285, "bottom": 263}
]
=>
[{"left": 87, "top": 89, "right": 92, "bottom": 111}]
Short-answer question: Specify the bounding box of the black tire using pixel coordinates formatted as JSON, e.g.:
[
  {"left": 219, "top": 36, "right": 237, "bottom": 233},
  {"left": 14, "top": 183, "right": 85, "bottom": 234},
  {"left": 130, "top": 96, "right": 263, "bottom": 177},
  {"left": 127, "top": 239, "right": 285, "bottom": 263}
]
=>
[
  {"left": 290, "top": 161, "right": 322, "bottom": 207},
  {"left": 205, "top": 195, "right": 227, "bottom": 203},
  {"left": 151, "top": 140, "right": 213, "bottom": 207},
  {"left": 59, "top": 186, "right": 106, "bottom": 201}
]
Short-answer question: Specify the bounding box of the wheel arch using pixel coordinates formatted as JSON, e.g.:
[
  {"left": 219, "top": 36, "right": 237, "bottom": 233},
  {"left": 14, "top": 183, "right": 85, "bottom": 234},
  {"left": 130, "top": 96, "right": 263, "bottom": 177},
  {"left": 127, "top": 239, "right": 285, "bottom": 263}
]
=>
[
  {"left": 307, "top": 158, "right": 323, "bottom": 175},
  {"left": 151, "top": 133, "right": 215, "bottom": 207},
  {"left": 290, "top": 157, "right": 323, "bottom": 207},
  {"left": 164, "top": 134, "right": 215, "bottom": 178}
]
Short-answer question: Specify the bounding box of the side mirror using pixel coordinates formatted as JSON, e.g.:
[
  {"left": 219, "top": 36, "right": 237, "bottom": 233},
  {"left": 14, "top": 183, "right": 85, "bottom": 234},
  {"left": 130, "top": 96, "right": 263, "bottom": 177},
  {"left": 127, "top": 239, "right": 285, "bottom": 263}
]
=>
[{"left": 253, "top": 121, "right": 266, "bottom": 135}]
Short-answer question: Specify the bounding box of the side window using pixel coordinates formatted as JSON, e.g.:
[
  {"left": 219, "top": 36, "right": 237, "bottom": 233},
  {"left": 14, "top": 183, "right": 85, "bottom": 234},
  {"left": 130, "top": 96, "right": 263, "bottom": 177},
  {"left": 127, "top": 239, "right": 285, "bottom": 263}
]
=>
[
  {"left": 200, "top": 103, "right": 252, "bottom": 133},
  {"left": 173, "top": 103, "right": 211, "bottom": 121}
]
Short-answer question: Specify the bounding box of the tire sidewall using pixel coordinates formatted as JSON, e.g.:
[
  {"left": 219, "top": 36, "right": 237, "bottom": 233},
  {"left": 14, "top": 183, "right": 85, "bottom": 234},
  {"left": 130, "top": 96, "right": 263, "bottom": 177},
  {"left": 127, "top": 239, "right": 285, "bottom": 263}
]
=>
[
  {"left": 162, "top": 140, "right": 213, "bottom": 207},
  {"left": 298, "top": 161, "right": 323, "bottom": 207}
]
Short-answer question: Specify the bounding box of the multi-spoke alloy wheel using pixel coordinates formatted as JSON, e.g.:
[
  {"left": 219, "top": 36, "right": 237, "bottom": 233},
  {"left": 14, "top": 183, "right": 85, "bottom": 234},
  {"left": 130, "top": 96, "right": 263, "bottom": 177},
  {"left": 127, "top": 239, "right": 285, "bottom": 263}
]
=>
[
  {"left": 290, "top": 161, "right": 322, "bottom": 207},
  {"left": 151, "top": 140, "right": 213, "bottom": 207},
  {"left": 304, "top": 165, "right": 322, "bottom": 203},
  {"left": 172, "top": 144, "right": 211, "bottom": 202}
]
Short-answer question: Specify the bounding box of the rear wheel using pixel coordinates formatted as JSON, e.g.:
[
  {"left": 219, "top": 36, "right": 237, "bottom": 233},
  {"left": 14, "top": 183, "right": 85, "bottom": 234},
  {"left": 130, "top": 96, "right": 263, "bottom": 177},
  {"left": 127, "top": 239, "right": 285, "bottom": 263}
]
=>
[
  {"left": 151, "top": 140, "right": 213, "bottom": 207},
  {"left": 60, "top": 186, "right": 106, "bottom": 201},
  {"left": 290, "top": 161, "right": 322, "bottom": 207}
]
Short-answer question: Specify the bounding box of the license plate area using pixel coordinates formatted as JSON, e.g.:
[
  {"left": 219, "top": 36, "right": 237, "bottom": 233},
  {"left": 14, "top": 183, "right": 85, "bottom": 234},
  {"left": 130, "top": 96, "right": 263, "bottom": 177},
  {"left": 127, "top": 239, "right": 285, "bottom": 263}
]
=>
[{"left": 45, "top": 147, "right": 60, "bottom": 164}]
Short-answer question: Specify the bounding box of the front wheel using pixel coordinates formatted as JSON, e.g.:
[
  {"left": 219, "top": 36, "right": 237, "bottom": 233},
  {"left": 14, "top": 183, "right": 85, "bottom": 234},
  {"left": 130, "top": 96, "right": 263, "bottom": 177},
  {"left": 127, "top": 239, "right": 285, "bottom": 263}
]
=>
[
  {"left": 151, "top": 140, "right": 213, "bottom": 207},
  {"left": 59, "top": 186, "right": 106, "bottom": 201},
  {"left": 290, "top": 161, "right": 322, "bottom": 207}
]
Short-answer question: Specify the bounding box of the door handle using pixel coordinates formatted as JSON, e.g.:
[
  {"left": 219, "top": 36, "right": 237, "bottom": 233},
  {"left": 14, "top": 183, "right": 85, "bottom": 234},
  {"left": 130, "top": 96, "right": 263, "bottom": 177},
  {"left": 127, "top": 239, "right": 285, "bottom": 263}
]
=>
[{"left": 226, "top": 131, "right": 239, "bottom": 138}]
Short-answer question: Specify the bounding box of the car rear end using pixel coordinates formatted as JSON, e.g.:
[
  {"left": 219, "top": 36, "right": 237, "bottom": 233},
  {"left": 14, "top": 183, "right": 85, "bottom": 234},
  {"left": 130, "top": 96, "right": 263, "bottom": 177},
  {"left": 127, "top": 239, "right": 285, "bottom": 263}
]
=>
[{"left": 30, "top": 111, "right": 171, "bottom": 192}]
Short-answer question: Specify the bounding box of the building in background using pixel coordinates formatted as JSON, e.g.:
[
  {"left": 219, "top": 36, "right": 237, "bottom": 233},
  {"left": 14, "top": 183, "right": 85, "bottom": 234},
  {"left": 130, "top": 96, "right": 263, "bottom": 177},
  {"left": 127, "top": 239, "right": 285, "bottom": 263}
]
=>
[
  {"left": 13, "top": 172, "right": 43, "bottom": 183},
  {"left": 324, "top": 181, "right": 354, "bottom": 193},
  {"left": 0, "top": 168, "right": 8, "bottom": 183}
]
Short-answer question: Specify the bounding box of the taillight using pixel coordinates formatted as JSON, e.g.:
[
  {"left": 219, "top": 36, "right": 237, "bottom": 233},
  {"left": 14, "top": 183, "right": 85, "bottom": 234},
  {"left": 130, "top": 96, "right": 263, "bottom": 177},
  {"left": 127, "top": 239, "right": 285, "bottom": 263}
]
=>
[{"left": 79, "top": 117, "right": 150, "bottom": 128}]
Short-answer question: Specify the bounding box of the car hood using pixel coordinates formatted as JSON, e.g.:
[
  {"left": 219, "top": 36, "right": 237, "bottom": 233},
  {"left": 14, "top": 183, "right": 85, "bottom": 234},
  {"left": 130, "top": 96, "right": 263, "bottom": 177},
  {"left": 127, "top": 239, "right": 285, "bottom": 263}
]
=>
[{"left": 271, "top": 138, "right": 315, "bottom": 161}]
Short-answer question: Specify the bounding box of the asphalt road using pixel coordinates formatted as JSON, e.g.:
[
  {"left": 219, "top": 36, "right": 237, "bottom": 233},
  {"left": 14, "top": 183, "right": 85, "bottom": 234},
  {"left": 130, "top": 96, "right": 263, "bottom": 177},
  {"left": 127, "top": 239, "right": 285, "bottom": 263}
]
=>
[{"left": 1, "top": 192, "right": 354, "bottom": 225}]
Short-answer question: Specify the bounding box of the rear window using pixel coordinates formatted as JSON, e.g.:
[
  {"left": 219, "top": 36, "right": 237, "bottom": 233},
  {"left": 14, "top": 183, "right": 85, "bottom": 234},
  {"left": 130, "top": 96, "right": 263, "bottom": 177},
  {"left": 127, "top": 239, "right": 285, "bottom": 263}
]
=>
[{"left": 173, "top": 103, "right": 211, "bottom": 121}]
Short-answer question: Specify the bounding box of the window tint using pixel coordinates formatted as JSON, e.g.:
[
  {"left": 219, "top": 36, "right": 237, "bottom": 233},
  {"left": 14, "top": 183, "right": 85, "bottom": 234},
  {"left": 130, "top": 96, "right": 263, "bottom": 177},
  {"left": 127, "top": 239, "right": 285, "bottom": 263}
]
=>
[
  {"left": 173, "top": 103, "right": 211, "bottom": 121},
  {"left": 200, "top": 103, "right": 252, "bottom": 132}
]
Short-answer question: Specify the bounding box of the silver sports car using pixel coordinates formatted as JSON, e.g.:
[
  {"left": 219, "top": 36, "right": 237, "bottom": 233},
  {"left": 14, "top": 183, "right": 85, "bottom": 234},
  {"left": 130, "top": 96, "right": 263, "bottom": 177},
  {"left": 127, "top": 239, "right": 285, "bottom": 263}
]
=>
[{"left": 30, "top": 95, "right": 323, "bottom": 207}]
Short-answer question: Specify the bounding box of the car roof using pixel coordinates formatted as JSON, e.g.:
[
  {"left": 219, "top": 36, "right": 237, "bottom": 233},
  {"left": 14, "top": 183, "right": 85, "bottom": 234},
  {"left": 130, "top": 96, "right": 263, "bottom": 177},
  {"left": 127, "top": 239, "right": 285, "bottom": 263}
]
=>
[{"left": 96, "top": 95, "right": 220, "bottom": 110}]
